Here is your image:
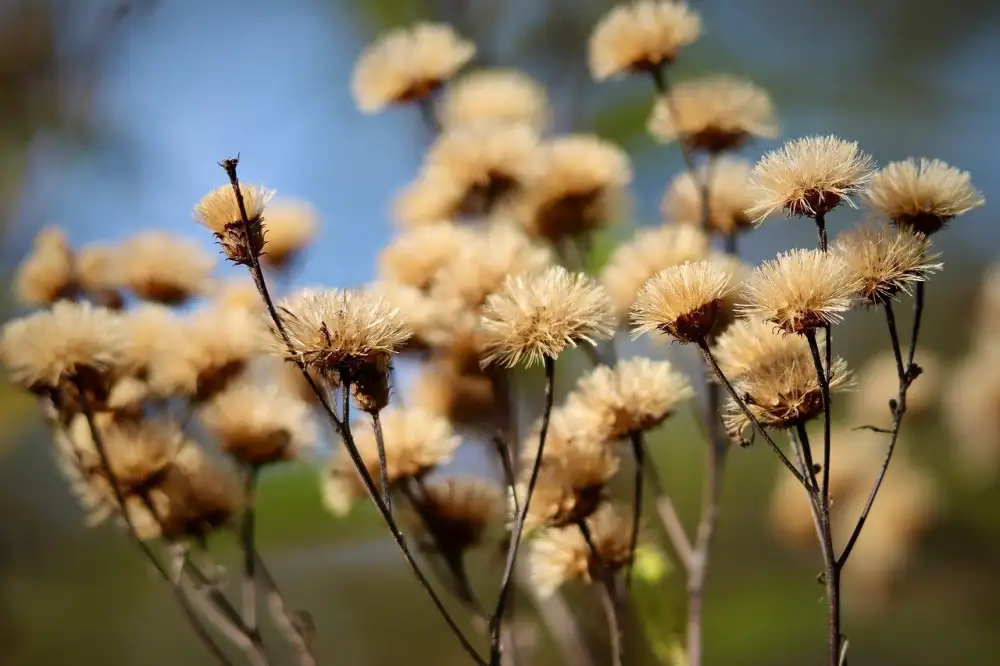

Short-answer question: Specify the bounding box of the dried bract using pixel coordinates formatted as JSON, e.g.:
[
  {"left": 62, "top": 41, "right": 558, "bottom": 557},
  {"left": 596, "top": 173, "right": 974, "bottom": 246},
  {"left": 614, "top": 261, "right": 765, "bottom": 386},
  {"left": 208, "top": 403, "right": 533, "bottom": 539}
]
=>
[
  {"left": 865, "top": 158, "right": 984, "bottom": 235},
  {"left": 14, "top": 227, "right": 77, "bottom": 306},
  {"left": 588, "top": 1, "right": 701, "bottom": 80},
  {"left": 662, "top": 157, "right": 756, "bottom": 235},
  {"left": 194, "top": 183, "right": 275, "bottom": 266},
  {"left": 631, "top": 260, "right": 734, "bottom": 343},
  {"left": 834, "top": 224, "right": 941, "bottom": 304},
  {"left": 439, "top": 69, "right": 550, "bottom": 131}
]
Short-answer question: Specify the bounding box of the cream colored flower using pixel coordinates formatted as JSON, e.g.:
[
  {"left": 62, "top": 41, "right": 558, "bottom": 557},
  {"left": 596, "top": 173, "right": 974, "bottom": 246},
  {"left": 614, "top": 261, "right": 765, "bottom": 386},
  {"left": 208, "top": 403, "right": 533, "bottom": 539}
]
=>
[
  {"left": 77, "top": 242, "right": 125, "bottom": 307},
  {"left": 352, "top": 23, "right": 475, "bottom": 113},
  {"left": 944, "top": 348, "right": 1000, "bottom": 484},
  {"left": 834, "top": 223, "right": 941, "bottom": 304},
  {"left": 748, "top": 135, "right": 876, "bottom": 221},
  {"left": 378, "top": 224, "right": 475, "bottom": 290},
  {"left": 631, "top": 260, "right": 734, "bottom": 343},
  {"left": 194, "top": 183, "right": 276, "bottom": 266},
  {"left": 412, "top": 362, "right": 499, "bottom": 430},
  {"left": 481, "top": 266, "right": 615, "bottom": 368},
  {"left": 121, "top": 303, "right": 177, "bottom": 378},
  {"left": 588, "top": 1, "right": 701, "bottom": 80},
  {"left": 412, "top": 477, "right": 503, "bottom": 553},
  {"left": 601, "top": 224, "right": 709, "bottom": 319},
  {"left": 712, "top": 317, "right": 814, "bottom": 380},
  {"left": 120, "top": 232, "right": 215, "bottom": 304},
  {"left": 865, "top": 158, "right": 983, "bottom": 235},
  {"left": 14, "top": 227, "right": 77, "bottom": 306},
  {"left": 370, "top": 280, "right": 463, "bottom": 351},
  {"left": 648, "top": 76, "right": 778, "bottom": 152},
  {"left": 392, "top": 171, "right": 468, "bottom": 228},
  {"left": 260, "top": 199, "right": 319, "bottom": 269},
  {"left": 662, "top": 157, "right": 756, "bottom": 235},
  {"left": 439, "top": 69, "right": 550, "bottom": 131}
]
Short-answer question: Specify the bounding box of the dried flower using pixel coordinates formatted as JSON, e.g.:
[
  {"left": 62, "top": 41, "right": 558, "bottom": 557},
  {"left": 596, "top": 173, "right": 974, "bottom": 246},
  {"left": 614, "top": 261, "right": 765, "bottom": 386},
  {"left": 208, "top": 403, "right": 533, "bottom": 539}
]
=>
[
  {"left": 121, "top": 303, "right": 176, "bottom": 378},
  {"left": 747, "top": 135, "right": 876, "bottom": 221},
  {"left": 69, "top": 416, "right": 182, "bottom": 496},
  {"left": 352, "top": 23, "right": 475, "bottom": 113},
  {"left": 194, "top": 183, "right": 275, "bottom": 266},
  {"left": 738, "top": 249, "right": 860, "bottom": 334},
  {"left": 412, "top": 362, "right": 499, "bottom": 430},
  {"left": 322, "top": 407, "right": 460, "bottom": 515},
  {"left": 567, "top": 357, "right": 693, "bottom": 440},
  {"left": 392, "top": 171, "right": 468, "bottom": 228},
  {"left": 148, "top": 446, "right": 245, "bottom": 541},
  {"left": 865, "top": 158, "right": 984, "bottom": 235},
  {"left": 76, "top": 242, "right": 125, "bottom": 308},
  {"left": 378, "top": 224, "right": 474, "bottom": 290},
  {"left": 648, "top": 76, "right": 777, "bottom": 153},
  {"left": 851, "top": 350, "right": 940, "bottom": 426},
  {"left": 200, "top": 380, "right": 316, "bottom": 467},
  {"left": 631, "top": 260, "right": 734, "bottom": 343},
  {"left": 834, "top": 224, "right": 941, "bottom": 304},
  {"left": 529, "top": 503, "right": 636, "bottom": 597},
  {"left": 712, "top": 317, "right": 814, "bottom": 380},
  {"left": 0, "top": 300, "right": 125, "bottom": 392},
  {"left": 518, "top": 135, "right": 632, "bottom": 241},
  {"left": 14, "top": 227, "right": 77, "bottom": 306},
  {"left": 412, "top": 477, "right": 502, "bottom": 553},
  {"left": 481, "top": 266, "right": 614, "bottom": 368},
  {"left": 370, "top": 281, "right": 463, "bottom": 351},
  {"left": 209, "top": 278, "right": 264, "bottom": 314},
  {"left": 439, "top": 69, "right": 550, "bottom": 131},
  {"left": 601, "top": 225, "right": 709, "bottom": 319},
  {"left": 662, "top": 157, "right": 756, "bottom": 235},
  {"left": 519, "top": 405, "right": 607, "bottom": 466},
  {"left": 588, "top": 1, "right": 701, "bottom": 80},
  {"left": 259, "top": 199, "right": 319, "bottom": 269},
  {"left": 120, "top": 232, "right": 215, "bottom": 304}
]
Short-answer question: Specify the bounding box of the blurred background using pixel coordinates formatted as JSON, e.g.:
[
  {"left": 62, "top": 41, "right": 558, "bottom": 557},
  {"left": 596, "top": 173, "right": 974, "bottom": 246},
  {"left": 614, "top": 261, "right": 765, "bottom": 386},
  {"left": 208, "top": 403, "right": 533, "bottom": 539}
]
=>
[{"left": 2, "top": 0, "right": 1000, "bottom": 665}]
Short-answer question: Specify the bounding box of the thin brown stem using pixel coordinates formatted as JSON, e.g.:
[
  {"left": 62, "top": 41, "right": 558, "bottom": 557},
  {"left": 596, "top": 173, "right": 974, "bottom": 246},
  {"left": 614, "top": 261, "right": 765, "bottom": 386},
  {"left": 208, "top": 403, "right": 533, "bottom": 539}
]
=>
[
  {"left": 489, "top": 356, "right": 556, "bottom": 666},
  {"left": 805, "top": 330, "right": 833, "bottom": 513},
  {"left": 371, "top": 411, "right": 393, "bottom": 519},
  {"left": 908, "top": 281, "right": 925, "bottom": 368},
  {"left": 577, "top": 520, "right": 623, "bottom": 666},
  {"left": 786, "top": 432, "right": 825, "bottom": 543},
  {"left": 631, "top": 432, "right": 693, "bottom": 572},
  {"left": 253, "top": 550, "right": 319, "bottom": 666},
  {"left": 241, "top": 466, "right": 259, "bottom": 644},
  {"left": 648, "top": 66, "right": 698, "bottom": 179},
  {"left": 815, "top": 212, "right": 828, "bottom": 252},
  {"left": 625, "top": 431, "right": 645, "bottom": 588}
]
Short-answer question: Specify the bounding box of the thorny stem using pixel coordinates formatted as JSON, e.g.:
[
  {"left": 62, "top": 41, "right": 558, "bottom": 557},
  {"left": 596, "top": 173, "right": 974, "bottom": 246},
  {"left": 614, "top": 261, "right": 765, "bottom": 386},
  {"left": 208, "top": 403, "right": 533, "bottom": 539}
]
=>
[
  {"left": 577, "top": 520, "right": 623, "bottom": 666},
  {"left": 241, "top": 466, "right": 259, "bottom": 644},
  {"left": 489, "top": 356, "right": 556, "bottom": 666},
  {"left": 371, "top": 411, "right": 393, "bottom": 519},
  {"left": 696, "top": 341, "right": 813, "bottom": 491},
  {"left": 221, "top": 158, "right": 485, "bottom": 665}
]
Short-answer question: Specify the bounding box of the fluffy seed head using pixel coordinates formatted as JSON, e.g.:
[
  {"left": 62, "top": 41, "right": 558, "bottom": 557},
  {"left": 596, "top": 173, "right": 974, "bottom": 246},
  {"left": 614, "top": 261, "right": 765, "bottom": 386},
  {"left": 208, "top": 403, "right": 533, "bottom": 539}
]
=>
[
  {"left": 834, "top": 223, "right": 942, "bottom": 304},
  {"left": 193, "top": 184, "right": 275, "bottom": 265},
  {"left": 121, "top": 303, "right": 177, "bottom": 378},
  {"left": 378, "top": 224, "right": 475, "bottom": 290},
  {"left": 529, "top": 503, "right": 636, "bottom": 597},
  {"left": 518, "top": 135, "right": 632, "bottom": 241},
  {"left": 662, "top": 157, "right": 756, "bottom": 235},
  {"left": 865, "top": 158, "right": 984, "bottom": 234},
  {"left": 1, "top": 300, "right": 125, "bottom": 391},
  {"left": 712, "top": 317, "right": 815, "bottom": 380},
  {"left": 411, "top": 477, "right": 502, "bottom": 554},
  {"left": 76, "top": 242, "right": 125, "bottom": 307},
  {"left": 588, "top": 1, "right": 701, "bottom": 80},
  {"left": 647, "top": 76, "right": 778, "bottom": 153},
  {"left": 480, "top": 266, "right": 615, "bottom": 368},
  {"left": 439, "top": 69, "right": 550, "bottom": 131},
  {"left": 412, "top": 362, "right": 500, "bottom": 431},
  {"left": 631, "top": 260, "right": 735, "bottom": 343},
  {"left": 370, "top": 281, "right": 463, "bottom": 351},
  {"left": 69, "top": 416, "right": 183, "bottom": 496},
  {"left": 944, "top": 348, "right": 1000, "bottom": 483},
  {"left": 120, "top": 232, "right": 215, "bottom": 304},
  {"left": 601, "top": 224, "right": 709, "bottom": 319},
  {"left": 567, "top": 357, "right": 694, "bottom": 440},
  {"left": 259, "top": 199, "right": 319, "bottom": 269},
  {"left": 392, "top": 171, "right": 468, "bottom": 228},
  {"left": 739, "top": 249, "right": 860, "bottom": 334},
  {"left": 14, "top": 227, "right": 77, "bottom": 306},
  {"left": 200, "top": 380, "right": 316, "bottom": 467},
  {"left": 352, "top": 23, "right": 475, "bottom": 113},
  {"left": 150, "top": 446, "right": 245, "bottom": 541},
  {"left": 747, "top": 135, "right": 876, "bottom": 221}
]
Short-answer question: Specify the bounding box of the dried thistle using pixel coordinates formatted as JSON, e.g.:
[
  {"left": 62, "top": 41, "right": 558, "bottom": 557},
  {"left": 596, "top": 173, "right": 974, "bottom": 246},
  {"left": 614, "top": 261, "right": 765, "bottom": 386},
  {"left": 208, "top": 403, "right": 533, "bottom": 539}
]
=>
[
  {"left": 412, "top": 477, "right": 503, "bottom": 554},
  {"left": 747, "top": 135, "right": 876, "bottom": 222},
  {"left": 439, "top": 68, "right": 550, "bottom": 131},
  {"left": 412, "top": 362, "right": 499, "bottom": 430},
  {"left": 76, "top": 243, "right": 125, "bottom": 308},
  {"left": 738, "top": 249, "right": 860, "bottom": 334},
  {"left": 14, "top": 227, "right": 77, "bottom": 306},
  {"left": 588, "top": 1, "right": 701, "bottom": 80},
  {"left": 480, "top": 266, "right": 615, "bottom": 368},
  {"left": 662, "top": 157, "right": 756, "bottom": 235},
  {"left": 258, "top": 199, "right": 319, "bottom": 270},
  {"left": 865, "top": 158, "right": 984, "bottom": 235},
  {"left": 352, "top": 23, "right": 475, "bottom": 113},
  {"left": 834, "top": 223, "right": 942, "bottom": 304},
  {"left": 392, "top": 171, "right": 469, "bottom": 228},
  {"left": 194, "top": 183, "right": 276, "bottom": 266},
  {"left": 120, "top": 303, "right": 176, "bottom": 379},
  {"left": 712, "top": 317, "right": 816, "bottom": 380},
  {"left": 120, "top": 232, "right": 216, "bottom": 304},
  {"left": 648, "top": 76, "right": 778, "bottom": 153},
  {"left": 630, "top": 260, "right": 735, "bottom": 343},
  {"left": 377, "top": 224, "right": 474, "bottom": 290},
  {"left": 370, "top": 280, "right": 464, "bottom": 351}
]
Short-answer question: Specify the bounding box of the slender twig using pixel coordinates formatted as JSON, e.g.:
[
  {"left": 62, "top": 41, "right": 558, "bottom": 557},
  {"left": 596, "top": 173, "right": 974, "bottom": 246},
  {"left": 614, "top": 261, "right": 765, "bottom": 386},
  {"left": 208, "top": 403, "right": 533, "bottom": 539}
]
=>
[
  {"left": 241, "top": 466, "right": 259, "bottom": 644},
  {"left": 492, "top": 434, "right": 519, "bottom": 514},
  {"left": 786, "top": 432, "right": 825, "bottom": 543},
  {"left": 696, "top": 341, "right": 812, "bottom": 491},
  {"left": 648, "top": 66, "right": 698, "bottom": 180},
  {"left": 523, "top": 581, "right": 595, "bottom": 666},
  {"left": 577, "top": 520, "right": 623, "bottom": 666},
  {"left": 489, "top": 356, "right": 556, "bottom": 666},
  {"left": 805, "top": 330, "right": 833, "bottom": 515},
  {"left": 908, "top": 282, "right": 925, "bottom": 368},
  {"left": 635, "top": 439, "right": 694, "bottom": 572},
  {"left": 371, "top": 411, "right": 393, "bottom": 519},
  {"left": 625, "top": 431, "right": 645, "bottom": 588},
  {"left": 253, "top": 550, "right": 320, "bottom": 666}
]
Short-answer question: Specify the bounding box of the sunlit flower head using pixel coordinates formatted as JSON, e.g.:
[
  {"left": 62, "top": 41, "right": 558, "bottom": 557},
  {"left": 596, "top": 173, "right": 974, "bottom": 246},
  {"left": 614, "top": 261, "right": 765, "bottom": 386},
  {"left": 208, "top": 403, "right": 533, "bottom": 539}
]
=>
[
  {"left": 369, "top": 280, "right": 463, "bottom": 351},
  {"left": 865, "top": 158, "right": 984, "bottom": 235},
  {"left": 69, "top": 416, "right": 182, "bottom": 497},
  {"left": 738, "top": 249, "right": 860, "bottom": 334},
  {"left": 208, "top": 278, "right": 263, "bottom": 314},
  {"left": 601, "top": 224, "right": 709, "bottom": 319},
  {"left": 352, "top": 23, "right": 475, "bottom": 113},
  {"left": 662, "top": 157, "right": 756, "bottom": 235},
  {"left": 439, "top": 69, "right": 550, "bottom": 131},
  {"left": 259, "top": 199, "right": 319, "bottom": 270},
  {"left": 481, "top": 266, "right": 615, "bottom": 368},
  {"left": 834, "top": 223, "right": 941, "bottom": 304},
  {"left": 14, "top": 227, "right": 77, "bottom": 307},
  {"left": 631, "top": 260, "right": 735, "bottom": 343},
  {"left": 588, "top": 1, "right": 701, "bottom": 80},
  {"left": 411, "top": 477, "right": 502, "bottom": 554},
  {"left": 412, "top": 362, "right": 499, "bottom": 431},
  {"left": 392, "top": 171, "right": 467, "bottom": 228},
  {"left": 648, "top": 76, "right": 778, "bottom": 153},
  {"left": 747, "top": 135, "right": 876, "bottom": 222},
  {"left": 194, "top": 184, "right": 276, "bottom": 266},
  {"left": 76, "top": 242, "right": 125, "bottom": 308},
  {"left": 378, "top": 223, "right": 475, "bottom": 290},
  {"left": 711, "top": 317, "right": 815, "bottom": 381},
  {"left": 120, "top": 232, "right": 216, "bottom": 304},
  {"left": 121, "top": 303, "right": 177, "bottom": 378}
]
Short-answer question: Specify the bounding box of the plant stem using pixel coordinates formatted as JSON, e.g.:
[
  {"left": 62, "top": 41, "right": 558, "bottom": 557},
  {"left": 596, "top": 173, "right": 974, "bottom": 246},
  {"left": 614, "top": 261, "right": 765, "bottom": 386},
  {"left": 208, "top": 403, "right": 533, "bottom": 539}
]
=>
[
  {"left": 253, "top": 549, "right": 319, "bottom": 666},
  {"left": 489, "top": 356, "right": 556, "bottom": 666},
  {"left": 625, "top": 430, "right": 645, "bottom": 588},
  {"left": 908, "top": 282, "right": 925, "bottom": 367},
  {"left": 815, "top": 212, "right": 828, "bottom": 252},
  {"left": 241, "top": 466, "right": 259, "bottom": 643},
  {"left": 648, "top": 66, "right": 698, "bottom": 180},
  {"left": 578, "top": 519, "right": 623, "bottom": 666},
  {"left": 371, "top": 410, "right": 393, "bottom": 519},
  {"left": 632, "top": 433, "right": 694, "bottom": 572}
]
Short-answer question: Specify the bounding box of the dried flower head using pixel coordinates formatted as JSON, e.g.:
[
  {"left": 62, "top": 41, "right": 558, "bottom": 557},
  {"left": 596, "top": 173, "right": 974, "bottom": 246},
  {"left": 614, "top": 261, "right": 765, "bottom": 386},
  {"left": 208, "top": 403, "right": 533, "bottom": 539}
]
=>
[
  {"left": 149, "top": 446, "right": 245, "bottom": 541},
  {"left": 739, "top": 249, "right": 860, "bottom": 334},
  {"left": 392, "top": 171, "right": 468, "bottom": 228},
  {"left": 412, "top": 477, "right": 502, "bottom": 553},
  {"left": 519, "top": 404, "right": 607, "bottom": 466},
  {"left": 322, "top": 407, "right": 460, "bottom": 515},
  {"left": 200, "top": 381, "right": 316, "bottom": 467},
  {"left": 422, "top": 123, "right": 542, "bottom": 217},
  {"left": 439, "top": 69, "right": 550, "bottom": 131},
  {"left": 481, "top": 266, "right": 614, "bottom": 367},
  {"left": 120, "top": 232, "right": 215, "bottom": 304},
  {"left": 430, "top": 224, "right": 554, "bottom": 309},
  {"left": 194, "top": 183, "right": 275, "bottom": 266},
  {"left": 588, "top": 1, "right": 701, "bottom": 80},
  {"left": 352, "top": 23, "right": 475, "bottom": 113},
  {"left": 69, "top": 416, "right": 182, "bottom": 496},
  {"left": 631, "top": 260, "right": 734, "bottom": 343},
  {"left": 865, "top": 158, "right": 984, "bottom": 235},
  {"left": 14, "top": 227, "right": 77, "bottom": 306},
  {"left": 412, "top": 362, "right": 499, "bottom": 430},
  {"left": 601, "top": 224, "right": 709, "bottom": 319},
  {"left": 1, "top": 300, "right": 125, "bottom": 392},
  {"left": 662, "top": 157, "right": 756, "bottom": 235},
  {"left": 269, "top": 288, "right": 411, "bottom": 402},
  {"left": 121, "top": 303, "right": 177, "bottom": 378},
  {"left": 370, "top": 281, "right": 463, "bottom": 351},
  {"left": 518, "top": 135, "right": 632, "bottom": 241},
  {"left": 529, "top": 503, "right": 636, "bottom": 597},
  {"left": 712, "top": 317, "right": 814, "bottom": 380},
  {"left": 76, "top": 242, "right": 125, "bottom": 308},
  {"left": 747, "top": 135, "right": 876, "bottom": 221},
  {"left": 851, "top": 351, "right": 940, "bottom": 426},
  {"left": 834, "top": 223, "right": 942, "bottom": 304},
  {"left": 648, "top": 76, "right": 778, "bottom": 153},
  {"left": 378, "top": 224, "right": 474, "bottom": 290},
  {"left": 209, "top": 278, "right": 264, "bottom": 314},
  {"left": 259, "top": 199, "right": 319, "bottom": 269},
  {"left": 567, "top": 357, "right": 693, "bottom": 440}
]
